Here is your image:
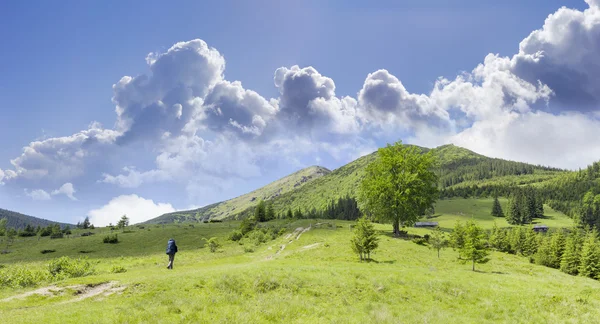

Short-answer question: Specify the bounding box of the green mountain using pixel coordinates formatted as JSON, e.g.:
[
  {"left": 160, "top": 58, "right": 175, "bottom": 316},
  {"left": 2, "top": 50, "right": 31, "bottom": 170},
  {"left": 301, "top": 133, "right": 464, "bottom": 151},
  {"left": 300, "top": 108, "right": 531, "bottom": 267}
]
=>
[
  {"left": 148, "top": 144, "right": 572, "bottom": 223},
  {"left": 0, "top": 208, "right": 72, "bottom": 229},
  {"left": 144, "top": 166, "right": 331, "bottom": 224}
]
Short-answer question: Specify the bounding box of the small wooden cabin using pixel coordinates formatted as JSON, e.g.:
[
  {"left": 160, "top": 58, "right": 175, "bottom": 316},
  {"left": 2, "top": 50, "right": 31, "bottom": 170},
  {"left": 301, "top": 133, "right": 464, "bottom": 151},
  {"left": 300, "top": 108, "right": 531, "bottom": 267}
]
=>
[
  {"left": 533, "top": 224, "right": 549, "bottom": 233},
  {"left": 414, "top": 222, "right": 438, "bottom": 228}
]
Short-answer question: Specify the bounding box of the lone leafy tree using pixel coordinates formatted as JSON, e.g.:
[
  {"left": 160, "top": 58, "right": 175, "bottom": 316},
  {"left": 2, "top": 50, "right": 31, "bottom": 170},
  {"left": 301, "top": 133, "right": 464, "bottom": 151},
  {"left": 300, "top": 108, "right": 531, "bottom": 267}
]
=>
[
  {"left": 350, "top": 216, "right": 379, "bottom": 261},
  {"left": 450, "top": 221, "right": 466, "bottom": 258},
  {"left": 358, "top": 141, "right": 438, "bottom": 236},
  {"left": 429, "top": 226, "right": 447, "bottom": 258},
  {"left": 82, "top": 216, "right": 91, "bottom": 229},
  {"left": 491, "top": 196, "right": 504, "bottom": 217},
  {"left": 460, "top": 220, "right": 490, "bottom": 271}
]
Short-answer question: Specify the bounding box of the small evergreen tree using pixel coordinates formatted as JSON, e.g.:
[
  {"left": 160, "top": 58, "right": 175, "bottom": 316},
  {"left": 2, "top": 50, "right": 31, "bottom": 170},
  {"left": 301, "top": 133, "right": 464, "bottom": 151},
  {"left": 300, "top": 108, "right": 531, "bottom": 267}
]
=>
[
  {"left": 0, "top": 218, "right": 7, "bottom": 236},
  {"left": 117, "top": 215, "right": 129, "bottom": 231},
  {"left": 254, "top": 200, "right": 267, "bottom": 222},
  {"left": 429, "top": 226, "right": 447, "bottom": 258},
  {"left": 533, "top": 234, "right": 553, "bottom": 267},
  {"left": 286, "top": 208, "right": 293, "bottom": 219},
  {"left": 509, "top": 226, "right": 526, "bottom": 255},
  {"left": 350, "top": 216, "right": 379, "bottom": 261},
  {"left": 293, "top": 208, "right": 303, "bottom": 219},
  {"left": 266, "top": 202, "right": 275, "bottom": 221},
  {"left": 522, "top": 227, "right": 539, "bottom": 258},
  {"left": 578, "top": 229, "right": 600, "bottom": 279},
  {"left": 460, "top": 220, "right": 490, "bottom": 271},
  {"left": 489, "top": 222, "right": 509, "bottom": 252},
  {"left": 560, "top": 228, "right": 583, "bottom": 275},
  {"left": 82, "top": 217, "right": 91, "bottom": 229},
  {"left": 491, "top": 196, "right": 504, "bottom": 217},
  {"left": 548, "top": 229, "right": 566, "bottom": 269},
  {"left": 450, "top": 221, "right": 466, "bottom": 259}
]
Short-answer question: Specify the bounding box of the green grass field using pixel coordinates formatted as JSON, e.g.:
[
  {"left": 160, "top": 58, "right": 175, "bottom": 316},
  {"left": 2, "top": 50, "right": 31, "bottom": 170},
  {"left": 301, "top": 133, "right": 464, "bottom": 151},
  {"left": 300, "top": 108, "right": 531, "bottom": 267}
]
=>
[{"left": 1, "top": 199, "right": 594, "bottom": 323}]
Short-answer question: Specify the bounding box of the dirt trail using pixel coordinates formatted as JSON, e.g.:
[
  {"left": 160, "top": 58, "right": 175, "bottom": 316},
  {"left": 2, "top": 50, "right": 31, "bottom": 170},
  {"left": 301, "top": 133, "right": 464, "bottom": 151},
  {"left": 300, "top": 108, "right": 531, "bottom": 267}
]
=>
[
  {"left": 265, "top": 225, "right": 312, "bottom": 260},
  {"left": 1, "top": 281, "right": 125, "bottom": 303}
]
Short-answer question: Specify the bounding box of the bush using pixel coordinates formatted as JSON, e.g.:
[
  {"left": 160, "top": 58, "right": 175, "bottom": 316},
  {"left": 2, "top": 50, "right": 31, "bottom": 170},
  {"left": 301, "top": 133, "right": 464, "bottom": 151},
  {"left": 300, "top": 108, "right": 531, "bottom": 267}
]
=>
[
  {"left": 424, "top": 234, "right": 430, "bottom": 242},
  {"left": 47, "top": 256, "right": 95, "bottom": 280},
  {"left": 50, "top": 233, "right": 64, "bottom": 239},
  {"left": 228, "top": 230, "right": 243, "bottom": 242},
  {"left": 40, "top": 249, "right": 56, "bottom": 254},
  {"left": 244, "top": 246, "right": 255, "bottom": 253},
  {"left": 206, "top": 237, "right": 221, "bottom": 253},
  {"left": 103, "top": 234, "right": 119, "bottom": 244},
  {"left": 209, "top": 219, "right": 223, "bottom": 223},
  {"left": 110, "top": 265, "right": 127, "bottom": 273},
  {"left": 0, "top": 266, "right": 48, "bottom": 288},
  {"left": 81, "top": 232, "right": 95, "bottom": 237}
]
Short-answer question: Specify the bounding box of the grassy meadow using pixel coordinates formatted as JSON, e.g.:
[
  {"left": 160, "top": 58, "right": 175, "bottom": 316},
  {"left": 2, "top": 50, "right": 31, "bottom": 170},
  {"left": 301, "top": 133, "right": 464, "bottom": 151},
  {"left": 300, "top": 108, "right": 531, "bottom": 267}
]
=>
[{"left": 1, "top": 199, "right": 596, "bottom": 324}]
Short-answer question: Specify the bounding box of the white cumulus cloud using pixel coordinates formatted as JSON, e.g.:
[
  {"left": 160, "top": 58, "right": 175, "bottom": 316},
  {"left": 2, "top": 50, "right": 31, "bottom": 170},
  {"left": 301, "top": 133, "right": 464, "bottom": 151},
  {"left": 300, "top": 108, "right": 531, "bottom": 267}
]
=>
[
  {"left": 87, "top": 194, "right": 176, "bottom": 227},
  {"left": 51, "top": 182, "right": 78, "bottom": 201},
  {"left": 25, "top": 189, "right": 51, "bottom": 201}
]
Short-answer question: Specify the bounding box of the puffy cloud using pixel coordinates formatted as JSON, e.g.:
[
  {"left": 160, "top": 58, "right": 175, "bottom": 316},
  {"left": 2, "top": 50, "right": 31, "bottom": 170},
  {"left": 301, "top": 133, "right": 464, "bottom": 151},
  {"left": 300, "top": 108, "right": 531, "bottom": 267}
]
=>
[
  {"left": 273, "top": 65, "right": 360, "bottom": 136},
  {"left": 193, "top": 80, "right": 277, "bottom": 138},
  {"left": 509, "top": 1, "right": 600, "bottom": 111},
  {"left": 5, "top": 123, "right": 118, "bottom": 183},
  {"left": 114, "top": 39, "right": 225, "bottom": 144},
  {"left": 51, "top": 182, "right": 77, "bottom": 200},
  {"left": 451, "top": 111, "right": 600, "bottom": 169},
  {"left": 25, "top": 189, "right": 51, "bottom": 201},
  {"left": 358, "top": 69, "right": 452, "bottom": 132},
  {"left": 87, "top": 194, "right": 176, "bottom": 226}
]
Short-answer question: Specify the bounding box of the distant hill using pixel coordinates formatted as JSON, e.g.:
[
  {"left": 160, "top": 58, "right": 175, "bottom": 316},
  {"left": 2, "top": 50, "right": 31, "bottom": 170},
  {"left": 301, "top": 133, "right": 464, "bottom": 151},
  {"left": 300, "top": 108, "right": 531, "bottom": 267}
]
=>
[
  {"left": 0, "top": 208, "right": 72, "bottom": 229},
  {"left": 144, "top": 166, "right": 331, "bottom": 224},
  {"left": 150, "top": 144, "right": 572, "bottom": 223}
]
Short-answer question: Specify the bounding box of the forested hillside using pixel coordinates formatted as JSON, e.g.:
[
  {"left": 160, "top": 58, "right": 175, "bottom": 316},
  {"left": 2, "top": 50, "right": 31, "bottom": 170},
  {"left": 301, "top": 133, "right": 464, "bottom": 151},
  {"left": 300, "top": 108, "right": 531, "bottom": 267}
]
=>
[
  {"left": 155, "top": 144, "right": 573, "bottom": 223},
  {"left": 0, "top": 208, "right": 71, "bottom": 229}
]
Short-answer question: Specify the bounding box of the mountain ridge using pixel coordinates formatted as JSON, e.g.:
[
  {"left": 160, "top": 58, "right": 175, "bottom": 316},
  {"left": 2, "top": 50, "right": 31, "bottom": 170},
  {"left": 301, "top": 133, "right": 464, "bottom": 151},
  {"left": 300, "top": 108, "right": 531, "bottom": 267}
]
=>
[{"left": 146, "top": 143, "right": 571, "bottom": 223}]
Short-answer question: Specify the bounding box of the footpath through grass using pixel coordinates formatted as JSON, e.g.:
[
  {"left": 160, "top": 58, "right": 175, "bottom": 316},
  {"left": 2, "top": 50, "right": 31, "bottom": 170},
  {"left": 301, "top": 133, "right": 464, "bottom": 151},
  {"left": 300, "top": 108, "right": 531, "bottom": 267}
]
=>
[{"left": 1, "top": 215, "right": 599, "bottom": 323}]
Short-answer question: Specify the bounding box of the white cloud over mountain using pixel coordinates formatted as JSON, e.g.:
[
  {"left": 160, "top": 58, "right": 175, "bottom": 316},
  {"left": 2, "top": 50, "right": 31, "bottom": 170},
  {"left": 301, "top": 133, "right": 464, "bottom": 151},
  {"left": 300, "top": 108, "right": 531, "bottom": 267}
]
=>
[
  {"left": 1, "top": 0, "right": 600, "bottom": 218},
  {"left": 87, "top": 194, "right": 176, "bottom": 226}
]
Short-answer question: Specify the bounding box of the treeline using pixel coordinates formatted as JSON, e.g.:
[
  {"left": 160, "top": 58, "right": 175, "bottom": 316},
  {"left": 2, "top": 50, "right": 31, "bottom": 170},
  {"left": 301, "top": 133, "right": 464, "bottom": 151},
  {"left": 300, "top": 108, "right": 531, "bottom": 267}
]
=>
[
  {"left": 279, "top": 195, "right": 362, "bottom": 221},
  {"left": 438, "top": 158, "right": 562, "bottom": 188},
  {"left": 0, "top": 220, "right": 72, "bottom": 241},
  {"left": 487, "top": 224, "right": 600, "bottom": 279}
]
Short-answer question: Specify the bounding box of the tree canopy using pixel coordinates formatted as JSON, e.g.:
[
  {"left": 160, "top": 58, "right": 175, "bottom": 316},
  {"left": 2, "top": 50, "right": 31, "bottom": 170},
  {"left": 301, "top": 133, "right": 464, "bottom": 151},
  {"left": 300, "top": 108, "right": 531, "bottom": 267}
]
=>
[{"left": 358, "top": 141, "right": 438, "bottom": 236}]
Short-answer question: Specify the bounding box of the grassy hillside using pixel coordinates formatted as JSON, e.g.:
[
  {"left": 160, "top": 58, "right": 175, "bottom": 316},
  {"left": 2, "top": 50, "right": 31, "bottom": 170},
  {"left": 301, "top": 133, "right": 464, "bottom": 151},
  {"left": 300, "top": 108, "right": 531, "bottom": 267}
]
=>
[
  {"left": 145, "top": 166, "right": 330, "bottom": 223},
  {"left": 151, "top": 144, "right": 569, "bottom": 224},
  {"left": 0, "top": 218, "right": 597, "bottom": 323},
  {"left": 0, "top": 208, "right": 72, "bottom": 230}
]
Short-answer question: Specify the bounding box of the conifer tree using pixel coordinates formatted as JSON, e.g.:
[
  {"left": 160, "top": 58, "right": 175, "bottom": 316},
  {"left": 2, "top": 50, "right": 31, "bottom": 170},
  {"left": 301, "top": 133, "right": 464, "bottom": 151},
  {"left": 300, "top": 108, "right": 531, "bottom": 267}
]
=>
[
  {"left": 578, "top": 229, "right": 600, "bottom": 279},
  {"left": 266, "top": 202, "right": 275, "bottom": 221},
  {"left": 523, "top": 227, "right": 539, "bottom": 257},
  {"left": 507, "top": 193, "right": 521, "bottom": 225},
  {"left": 429, "top": 226, "right": 447, "bottom": 258},
  {"left": 491, "top": 196, "right": 504, "bottom": 217},
  {"left": 549, "top": 230, "right": 566, "bottom": 269},
  {"left": 560, "top": 228, "right": 583, "bottom": 275},
  {"left": 286, "top": 208, "right": 293, "bottom": 219},
  {"left": 254, "top": 200, "right": 267, "bottom": 222},
  {"left": 533, "top": 234, "right": 553, "bottom": 267},
  {"left": 450, "top": 221, "right": 466, "bottom": 259},
  {"left": 460, "top": 220, "right": 490, "bottom": 271},
  {"left": 350, "top": 216, "right": 379, "bottom": 261}
]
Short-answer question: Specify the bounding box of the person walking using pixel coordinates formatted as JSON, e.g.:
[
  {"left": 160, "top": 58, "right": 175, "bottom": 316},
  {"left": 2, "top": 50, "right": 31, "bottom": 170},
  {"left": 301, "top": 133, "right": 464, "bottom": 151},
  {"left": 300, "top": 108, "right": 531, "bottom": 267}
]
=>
[{"left": 166, "top": 238, "right": 178, "bottom": 269}]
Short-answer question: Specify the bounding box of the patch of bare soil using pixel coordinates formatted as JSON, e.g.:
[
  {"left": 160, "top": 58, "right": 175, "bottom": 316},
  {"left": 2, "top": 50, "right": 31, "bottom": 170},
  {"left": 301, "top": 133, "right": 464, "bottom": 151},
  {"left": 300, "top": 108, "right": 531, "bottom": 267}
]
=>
[{"left": 1, "top": 281, "right": 126, "bottom": 303}]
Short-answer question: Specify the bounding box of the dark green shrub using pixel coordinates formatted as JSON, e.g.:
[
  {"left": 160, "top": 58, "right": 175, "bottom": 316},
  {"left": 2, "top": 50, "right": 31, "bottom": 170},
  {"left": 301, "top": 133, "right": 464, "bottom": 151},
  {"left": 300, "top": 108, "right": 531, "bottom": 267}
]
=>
[
  {"left": 47, "top": 256, "right": 95, "bottom": 279},
  {"left": 103, "top": 234, "right": 119, "bottom": 244},
  {"left": 228, "top": 230, "right": 243, "bottom": 241},
  {"left": 50, "top": 233, "right": 64, "bottom": 239},
  {"left": 209, "top": 219, "right": 223, "bottom": 223},
  {"left": 110, "top": 265, "right": 127, "bottom": 273},
  {"left": 40, "top": 249, "right": 56, "bottom": 254}
]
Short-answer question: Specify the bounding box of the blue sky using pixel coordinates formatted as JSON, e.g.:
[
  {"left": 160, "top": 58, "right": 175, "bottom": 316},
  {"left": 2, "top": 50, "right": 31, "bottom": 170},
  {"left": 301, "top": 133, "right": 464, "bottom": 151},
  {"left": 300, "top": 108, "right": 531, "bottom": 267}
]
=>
[{"left": 1, "top": 0, "right": 598, "bottom": 225}]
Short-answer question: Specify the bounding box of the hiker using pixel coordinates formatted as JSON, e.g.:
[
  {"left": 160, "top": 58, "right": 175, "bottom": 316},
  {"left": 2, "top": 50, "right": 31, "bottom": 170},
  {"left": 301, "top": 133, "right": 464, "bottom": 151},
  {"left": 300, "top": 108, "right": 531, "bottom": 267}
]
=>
[{"left": 166, "top": 238, "right": 178, "bottom": 269}]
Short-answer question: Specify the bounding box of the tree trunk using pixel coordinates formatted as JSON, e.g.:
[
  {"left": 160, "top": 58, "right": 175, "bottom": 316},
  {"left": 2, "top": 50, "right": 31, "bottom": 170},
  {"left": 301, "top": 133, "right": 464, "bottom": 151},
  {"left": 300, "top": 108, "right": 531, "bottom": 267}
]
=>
[
  {"left": 393, "top": 219, "right": 400, "bottom": 237},
  {"left": 472, "top": 258, "right": 475, "bottom": 271},
  {"left": 437, "top": 249, "right": 440, "bottom": 259}
]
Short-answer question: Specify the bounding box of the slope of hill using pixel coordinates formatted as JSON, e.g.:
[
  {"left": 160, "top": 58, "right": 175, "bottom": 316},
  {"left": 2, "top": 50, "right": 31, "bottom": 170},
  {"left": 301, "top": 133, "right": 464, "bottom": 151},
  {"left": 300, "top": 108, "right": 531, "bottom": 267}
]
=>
[
  {"left": 1, "top": 220, "right": 599, "bottom": 322},
  {"left": 152, "top": 144, "right": 570, "bottom": 223},
  {"left": 144, "top": 166, "right": 331, "bottom": 224},
  {"left": 0, "top": 208, "right": 72, "bottom": 229}
]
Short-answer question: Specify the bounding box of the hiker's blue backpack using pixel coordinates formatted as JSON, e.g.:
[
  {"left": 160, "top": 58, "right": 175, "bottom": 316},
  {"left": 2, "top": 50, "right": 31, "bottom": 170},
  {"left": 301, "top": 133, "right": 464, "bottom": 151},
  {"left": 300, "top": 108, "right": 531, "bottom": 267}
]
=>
[{"left": 166, "top": 239, "right": 177, "bottom": 254}]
